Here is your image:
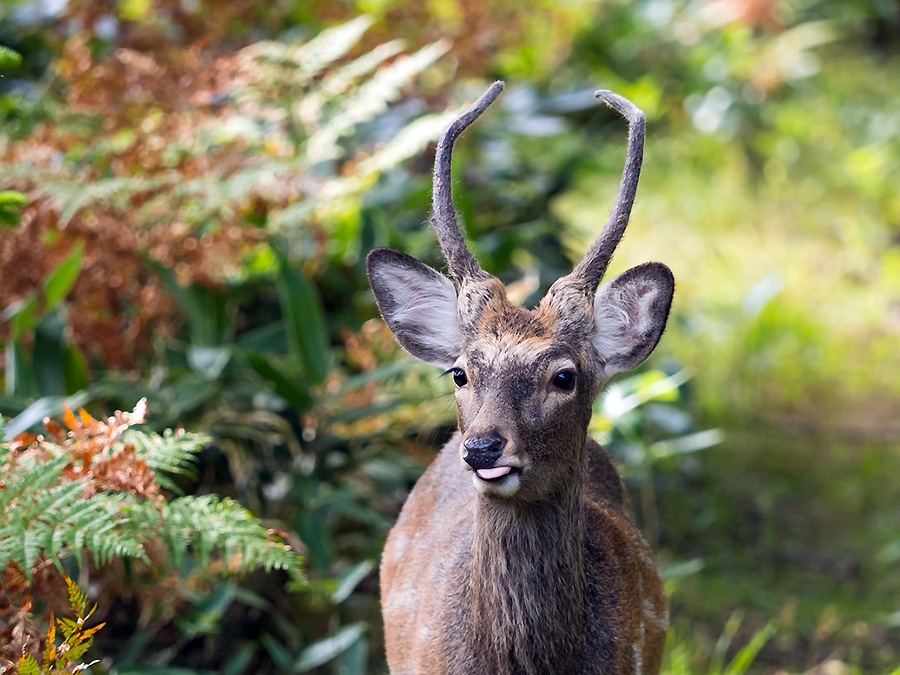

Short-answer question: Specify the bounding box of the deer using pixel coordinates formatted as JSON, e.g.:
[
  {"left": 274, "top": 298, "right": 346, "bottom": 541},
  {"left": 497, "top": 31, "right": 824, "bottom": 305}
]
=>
[{"left": 366, "top": 81, "right": 673, "bottom": 675}]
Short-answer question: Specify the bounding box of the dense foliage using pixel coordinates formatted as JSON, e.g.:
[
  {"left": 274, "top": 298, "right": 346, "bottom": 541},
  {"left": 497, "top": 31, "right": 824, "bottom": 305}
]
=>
[
  {"left": 0, "top": 403, "right": 303, "bottom": 670},
  {"left": 1, "top": 0, "right": 899, "bottom": 673}
]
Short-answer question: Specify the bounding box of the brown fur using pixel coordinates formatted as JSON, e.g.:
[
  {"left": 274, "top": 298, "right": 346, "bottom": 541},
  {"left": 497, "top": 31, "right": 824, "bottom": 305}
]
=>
[{"left": 381, "top": 436, "right": 667, "bottom": 674}]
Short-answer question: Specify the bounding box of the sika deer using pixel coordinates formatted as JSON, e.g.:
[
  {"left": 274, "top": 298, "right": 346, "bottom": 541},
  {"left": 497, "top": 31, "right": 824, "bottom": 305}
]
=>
[{"left": 367, "top": 82, "right": 672, "bottom": 675}]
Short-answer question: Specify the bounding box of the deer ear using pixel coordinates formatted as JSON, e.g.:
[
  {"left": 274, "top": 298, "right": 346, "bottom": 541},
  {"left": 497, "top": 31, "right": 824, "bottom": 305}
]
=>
[
  {"left": 366, "top": 248, "right": 463, "bottom": 368},
  {"left": 592, "top": 262, "right": 674, "bottom": 378}
]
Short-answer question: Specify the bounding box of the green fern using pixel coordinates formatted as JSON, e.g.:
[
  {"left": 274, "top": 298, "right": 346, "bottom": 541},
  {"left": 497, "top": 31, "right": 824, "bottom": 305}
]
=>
[
  {"left": 0, "top": 415, "right": 304, "bottom": 584},
  {"left": 126, "top": 427, "right": 209, "bottom": 493},
  {"left": 127, "top": 495, "right": 302, "bottom": 579}
]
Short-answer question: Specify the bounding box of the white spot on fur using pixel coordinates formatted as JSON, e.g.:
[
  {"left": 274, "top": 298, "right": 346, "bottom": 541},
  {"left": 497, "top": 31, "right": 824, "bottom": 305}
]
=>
[
  {"left": 391, "top": 533, "right": 409, "bottom": 561},
  {"left": 633, "top": 643, "right": 643, "bottom": 675},
  {"left": 643, "top": 598, "right": 668, "bottom": 631},
  {"left": 387, "top": 585, "right": 414, "bottom": 613}
]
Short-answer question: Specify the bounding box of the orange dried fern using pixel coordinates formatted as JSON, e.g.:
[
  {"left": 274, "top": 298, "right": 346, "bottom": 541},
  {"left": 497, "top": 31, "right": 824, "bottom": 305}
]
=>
[{"left": 14, "top": 574, "right": 104, "bottom": 675}]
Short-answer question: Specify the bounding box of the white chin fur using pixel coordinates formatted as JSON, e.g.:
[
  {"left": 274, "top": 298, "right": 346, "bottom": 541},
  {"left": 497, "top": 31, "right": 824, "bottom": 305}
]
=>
[{"left": 472, "top": 471, "right": 521, "bottom": 498}]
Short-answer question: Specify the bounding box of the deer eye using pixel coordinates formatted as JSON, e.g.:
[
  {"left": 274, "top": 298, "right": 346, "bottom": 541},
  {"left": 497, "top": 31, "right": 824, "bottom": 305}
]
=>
[
  {"left": 451, "top": 368, "right": 468, "bottom": 388},
  {"left": 551, "top": 370, "right": 576, "bottom": 391}
]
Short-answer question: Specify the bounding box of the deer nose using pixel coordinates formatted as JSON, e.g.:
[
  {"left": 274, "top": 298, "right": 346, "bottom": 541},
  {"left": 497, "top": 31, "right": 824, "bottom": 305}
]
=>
[{"left": 462, "top": 432, "right": 507, "bottom": 470}]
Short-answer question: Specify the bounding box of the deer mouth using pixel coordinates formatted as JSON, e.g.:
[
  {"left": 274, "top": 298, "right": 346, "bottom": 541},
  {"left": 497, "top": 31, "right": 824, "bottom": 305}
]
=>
[
  {"left": 476, "top": 466, "right": 513, "bottom": 481},
  {"left": 472, "top": 466, "right": 522, "bottom": 497}
]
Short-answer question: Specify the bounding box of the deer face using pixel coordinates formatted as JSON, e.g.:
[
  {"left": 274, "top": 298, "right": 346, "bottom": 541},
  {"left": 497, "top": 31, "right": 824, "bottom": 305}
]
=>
[
  {"left": 366, "top": 82, "right": 673, "bottom": 500},
  {"left": 366, "top": 252, "right": 673, "bottom": 501}
]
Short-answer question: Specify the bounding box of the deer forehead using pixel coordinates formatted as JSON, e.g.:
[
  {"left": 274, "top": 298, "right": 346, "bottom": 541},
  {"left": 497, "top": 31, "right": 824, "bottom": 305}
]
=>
[
  {"left": 458, "top": 304, "right": 587, "bottom": 378},
  {"left": 464, "top": 337, "right": 562, "bottom": 373}
]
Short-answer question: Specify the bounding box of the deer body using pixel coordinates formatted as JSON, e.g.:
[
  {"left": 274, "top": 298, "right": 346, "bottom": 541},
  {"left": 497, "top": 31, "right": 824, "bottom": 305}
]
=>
[
  {"left": 368, "top": 83, "right": 673, "bottom": 674},
  {"left": 381, "top": 435, "right": 666, "bottom": 674}
]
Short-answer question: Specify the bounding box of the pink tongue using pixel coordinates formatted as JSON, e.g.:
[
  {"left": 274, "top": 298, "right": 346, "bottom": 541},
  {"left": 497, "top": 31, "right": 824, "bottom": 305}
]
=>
[{"left": 477, "top": 466, "right": 511, "bottom": 480}]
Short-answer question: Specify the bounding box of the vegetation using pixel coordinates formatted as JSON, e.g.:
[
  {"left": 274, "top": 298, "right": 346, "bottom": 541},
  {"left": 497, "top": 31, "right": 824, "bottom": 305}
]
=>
[
  {"left": 1, "top": 0, "right": 899, "bottom": 672},
  {"left": 16, "top": 574, "right": 105, "bottom": 674},
  {"left": 0, "top": 403, "right": 302, "bottom": 670}
]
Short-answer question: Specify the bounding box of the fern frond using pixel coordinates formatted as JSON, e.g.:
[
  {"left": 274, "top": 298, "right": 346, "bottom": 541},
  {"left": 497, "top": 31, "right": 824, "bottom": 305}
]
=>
[
  {"left": 306, "top": 40, "right": 450, "bottom": 163},
  {"left": 0, "top": 482, "right": 151, "bottom": 574},
  {"left": 65, "top": 574, "right": 89, "bottom": 616},
  {"left": 17, "top": 655, "right": 41, "bottom": 675},
  {"left": 161, "top": 495, "right": 304, "bottom": 583},
  {"left": 241, "top": 16, "right": 373, "bottom": 89},
  {"left": 357, "top": 111, "right": 458, "bottom": 174},
  {"left": 125, "top": 428, "right": 209, "bottom": 492},
  {"left": 0, "top": 452, "right": 71, "bottom": 511},
  {"left": 295, "top": 39, "right": 407, "bottom": 128},
  {"left": 54, "top": 177, "right": 137, "bottom": 225},
  {"left": 2, "top": 405, "right": 302, "bottom": 583},
  {"left": 1, "top": 420, "right": 213, "bottom": 573}
]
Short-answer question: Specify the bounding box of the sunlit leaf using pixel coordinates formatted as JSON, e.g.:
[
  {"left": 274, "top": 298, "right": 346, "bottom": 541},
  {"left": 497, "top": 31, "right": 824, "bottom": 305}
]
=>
[
  {"left": 295, "top": 623, "right": 366, "bottom": 672},
  {"left": 276, "top": 254, "right": 331, "bottom": 386}
]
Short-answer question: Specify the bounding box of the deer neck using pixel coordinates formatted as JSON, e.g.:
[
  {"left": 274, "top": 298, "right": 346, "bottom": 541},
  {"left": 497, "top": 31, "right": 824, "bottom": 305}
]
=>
[{"left": 465, "top": 473, "right": 587, "bottom": 673}]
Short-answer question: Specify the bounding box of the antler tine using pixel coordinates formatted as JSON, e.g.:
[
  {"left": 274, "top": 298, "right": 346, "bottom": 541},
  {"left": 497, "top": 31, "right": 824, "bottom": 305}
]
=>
[
  {"left": 432, "top": 81, "right": 505, "bottom": 283},
  {"left": 570, "top": 89, "right": 646, "bottom": 293}
]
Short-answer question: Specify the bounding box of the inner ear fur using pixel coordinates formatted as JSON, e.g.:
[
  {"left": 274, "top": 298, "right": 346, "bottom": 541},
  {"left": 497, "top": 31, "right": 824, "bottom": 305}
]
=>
[
  {"left": 366, "top": 248, "right": 463, "bottom": 367},
  {"left": 592, "top": 262, "right": 674, "bottom": 378}
]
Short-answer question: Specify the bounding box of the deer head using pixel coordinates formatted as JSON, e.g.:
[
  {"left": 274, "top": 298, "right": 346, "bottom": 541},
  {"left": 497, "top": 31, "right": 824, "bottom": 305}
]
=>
[{"left": 367, "top": 82, "right": 674, "bottom": 502}]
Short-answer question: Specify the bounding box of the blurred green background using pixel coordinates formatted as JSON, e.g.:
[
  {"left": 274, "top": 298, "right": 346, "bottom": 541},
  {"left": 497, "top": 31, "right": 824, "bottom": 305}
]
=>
[{"left": 1, "top": 0, "right": 899, "bottom": 672}]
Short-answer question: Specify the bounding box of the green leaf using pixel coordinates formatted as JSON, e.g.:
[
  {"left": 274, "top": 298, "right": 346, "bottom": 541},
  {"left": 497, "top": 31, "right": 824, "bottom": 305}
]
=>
[
  {"left": 5, "top": 338, "right": 37, "bottom": 398},
  {"left": 0, "top": 190, "right": 27, "bottom": 228},
  {"left": 0, "top": 191, "right": 27, "bottom": 207},
  {"left": 275, "top": 254, "right": 331, "bottom": 386},
  {"left": 119, "top": 0, "right": 152, "bottom": 22},
  {"left": 63, "top": 344, "right": 89, "bottom": 394},
  {"left": 4, "top": 296, "right": 39, "bottom": 340},
  {"left": 187, "top": 346, "right": 231, "bottom": 378},
  {"left": 722, "top": 622, "right": 777, "bottom": 675},
  {"left": 44, "top": 242, "right": 84, "bottom": 311},
  {"left": 177, "top": 583, "right": 238, "bottom": 639},
  {"left": 331, "top": 559, "right": 374, "bottom": 604},
  {"left": 154, "top": 264, "right": 230, "bottom": 346},
  {"left": 294, "top": 623, "right": 366, "bottom": 672},
  {"left": 5, "top": 243, "right": 84, "bottom": 339},
  {"left": 259, "top": 633, "right": 294, "bottom": 671},
  {"left": 660, "top": 558, "right": 705, "bottom": 582},
  {"left": 4, "top": 392, "right": 91, "bottom": 439},
  {"left": 709, "top": 611, "right": 743, "bottom": 675},
  {"left": 336, "top": 634, "right": 367, "bottom": 675},
  {"left": 33, "top": 313, "right": 67, "bottom": 396},
  {"left": 0, "top": 46, "right": 22, "bottom": 70},
  {"left": 222, "top": 643, "right": 257, "bottom": 675},
  {"left": 244, "top": 351, "right": 311, "bottom": 409},
  {"left": 58, "top": 638, "right": 91, "bottom": 664},
  {"left": 169, "top": 375, "right": 219, "bottom": 417}
]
